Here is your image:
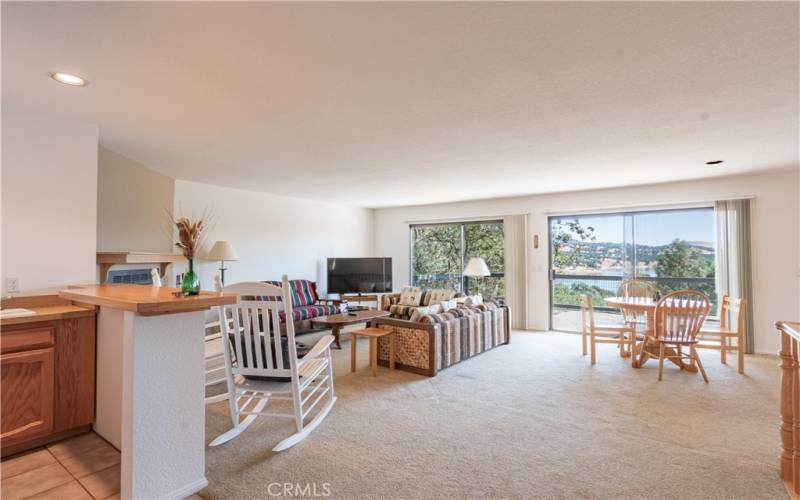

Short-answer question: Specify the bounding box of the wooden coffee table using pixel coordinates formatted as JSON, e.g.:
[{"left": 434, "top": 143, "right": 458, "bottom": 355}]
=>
[{"left": 312, "top": 309, "right": 390, "bottom": 349}]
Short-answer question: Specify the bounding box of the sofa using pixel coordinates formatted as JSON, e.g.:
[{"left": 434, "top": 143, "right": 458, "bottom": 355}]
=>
[
  {"left": 259, "top": 279, "right": 343, "bottom": 333},
  {"left": 368, "top": 302, "right": 510, "bottom": 377},
  {"left": 380, "top": 287, "right": 464, "bottom": 320}
]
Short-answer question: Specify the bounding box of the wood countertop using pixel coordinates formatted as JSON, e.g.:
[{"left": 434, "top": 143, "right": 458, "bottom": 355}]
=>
[
  {"left": 59, "top": 284, "right": 237, "bottom": 316},
  {"left": 1, "top": 295, "right": 96, "bottom": 327}
]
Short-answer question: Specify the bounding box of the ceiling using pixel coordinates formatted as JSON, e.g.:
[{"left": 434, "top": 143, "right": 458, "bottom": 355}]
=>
[{"left": 3, "top": 2, "right": 798, "bottom": 208}]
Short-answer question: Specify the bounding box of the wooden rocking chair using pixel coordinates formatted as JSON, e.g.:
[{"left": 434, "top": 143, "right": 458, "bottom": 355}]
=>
[{"left": 209, "top": 275, "right": 337, "bottom": 451}]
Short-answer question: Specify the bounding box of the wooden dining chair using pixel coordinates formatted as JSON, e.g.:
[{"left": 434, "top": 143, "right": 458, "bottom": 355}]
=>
[
  {"left": 641, "top": 290, "right": 711, "bottom": 382},
  {"left": 616, "top": 279, "right": 658, "bottom": 325},
  {"left": 210, "top": 275, "right": 337, "bottom": 451},
  {"left": 580, "top": 294, "right": 635, "bottom": 365},
  {"left": 697, "top": 295, "right": 746, "bottom": 374}
]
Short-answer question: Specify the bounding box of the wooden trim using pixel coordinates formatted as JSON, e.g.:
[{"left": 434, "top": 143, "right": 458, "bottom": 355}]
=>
[{"left": 778, "top": 321, "right": 800, "bottom": 498}]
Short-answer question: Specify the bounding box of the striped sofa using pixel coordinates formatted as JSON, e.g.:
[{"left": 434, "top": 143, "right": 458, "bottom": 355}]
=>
[
  {"left": 367, "top": 302, "right": 510, "bottom": 377},
  {"left": 380, "top": 288, "right": 462, "bottom": 320},
  {"left": 259, "top": 279, "right": 342, "bottom": 333}
]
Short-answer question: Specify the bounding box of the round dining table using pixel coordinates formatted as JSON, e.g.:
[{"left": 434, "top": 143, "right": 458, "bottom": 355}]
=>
[{"left": 604, "top": 296, "right": 698, "bottom": 372}]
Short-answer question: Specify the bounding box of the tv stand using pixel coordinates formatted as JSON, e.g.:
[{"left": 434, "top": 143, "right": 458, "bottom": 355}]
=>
[{"left": 342, "top": 293, "right": 380, "bottom": 310}]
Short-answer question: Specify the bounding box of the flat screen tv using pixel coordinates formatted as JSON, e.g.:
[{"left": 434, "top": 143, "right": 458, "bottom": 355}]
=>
[{"left": 327, "top": 257, "right": 392, "bottom": 294}]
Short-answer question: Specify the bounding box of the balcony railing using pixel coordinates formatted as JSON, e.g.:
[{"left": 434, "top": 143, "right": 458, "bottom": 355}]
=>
[
  {"left": 551, "top": 274, "right": 716, "bottom": 331},
  {"left": 552, "top": 274, "right": 715, "bottom": 311}
]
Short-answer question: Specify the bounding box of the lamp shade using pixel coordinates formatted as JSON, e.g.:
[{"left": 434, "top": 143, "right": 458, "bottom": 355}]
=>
[
  {"left": 206, "top": 241, "right": 239, "bottom": 261},
  {"left": 463, "top": 257, "right": 491, "bottom": 277}
]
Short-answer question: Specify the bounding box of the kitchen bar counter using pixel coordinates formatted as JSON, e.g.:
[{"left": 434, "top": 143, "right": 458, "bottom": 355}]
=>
[
  {"left": 55, "top": 284, "right": 236, "bottom": 499},
  {"left": 59, "top": 283, "right": 235, "bottom": 315}
]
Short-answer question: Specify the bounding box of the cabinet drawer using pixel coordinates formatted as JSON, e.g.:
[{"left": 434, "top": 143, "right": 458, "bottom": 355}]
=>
[{"left": 1, "top": 327, "right": 55, "bottom": 354}]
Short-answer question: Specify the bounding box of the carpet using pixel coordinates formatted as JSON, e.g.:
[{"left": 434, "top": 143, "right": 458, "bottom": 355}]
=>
[{"left": 202, "top": 330, "right": 784, "bottom": 499}]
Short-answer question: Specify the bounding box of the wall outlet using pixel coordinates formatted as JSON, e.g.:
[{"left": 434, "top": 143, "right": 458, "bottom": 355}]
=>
[{"left": 5, "top": 277, "right": 19, "bottom": 294}]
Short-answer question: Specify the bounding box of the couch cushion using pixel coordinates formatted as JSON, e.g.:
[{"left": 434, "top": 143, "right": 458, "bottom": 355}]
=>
[
  {"left": 399, "top": 286, "right": 423, "bottom": 306},
  {"left": 425, "top": 289, "right": 456, "bottom": 306},
  {"left": 262, "top": 279, "right": 318, "bottom": 307},
  {"left": 409, "top": 304, "right": 443, "bottom": 322},
  {"left": 389, "top": 303, "right": 420, "bottom": 319},
  {"left": 279, "top": 303, "right": 339, "bottom": 323}
]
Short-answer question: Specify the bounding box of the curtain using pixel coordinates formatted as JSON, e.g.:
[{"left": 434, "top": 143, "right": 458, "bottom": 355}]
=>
[
  {"left": 715, "top": 199, "right": 755, "bottom": 353},
  {"left": 503, "top": 214, "right": 528, "bottom": 330}
]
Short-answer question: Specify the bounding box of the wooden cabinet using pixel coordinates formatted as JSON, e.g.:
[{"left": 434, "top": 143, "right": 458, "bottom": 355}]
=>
[
  {"left": 1, "top": 309, "right": 96, "bottom": 456},
  {"left": 1, "top": 347, "right": 55, "bottom": 446}
]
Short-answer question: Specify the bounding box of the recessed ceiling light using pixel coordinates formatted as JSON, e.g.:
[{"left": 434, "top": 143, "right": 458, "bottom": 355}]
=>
[
  {"left": 705, "top": 160, "right": 724, "bottom": 165},
  {"left": 50, "top": 72, "right": 88, "bottom": 86}
]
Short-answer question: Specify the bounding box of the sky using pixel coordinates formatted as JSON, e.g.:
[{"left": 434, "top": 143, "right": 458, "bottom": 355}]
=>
[{"left": 554, "top": 208, "right": 715, "bottom": 247}]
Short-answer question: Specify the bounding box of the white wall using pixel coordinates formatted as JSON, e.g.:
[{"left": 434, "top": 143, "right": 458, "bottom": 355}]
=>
[
  {"left": 373, "top": 169, "right": 800, "bottom": 354},
  {"left": 1, "top": 108, "right": 99, "bottom": 293},
  {"left": 97, "top": 146, "right": 174, "bottom": 253},
  {"left": 173, "top": 180, "right": 374, "bottom": 292}
]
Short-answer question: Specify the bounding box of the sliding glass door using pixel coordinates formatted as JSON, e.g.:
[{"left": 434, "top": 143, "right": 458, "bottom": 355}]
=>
[
  {"left": 410, "top": 221, "right": 505, "bottom": 301},
  {"left": 549, "top": 208, "right": 716, "bottom": 331}
]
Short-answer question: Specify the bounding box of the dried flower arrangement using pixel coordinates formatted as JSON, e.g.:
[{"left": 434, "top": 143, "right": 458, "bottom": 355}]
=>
[
  {"left": 168, "top": 210, "right": 211, "bottom": 259},
  {"left": 167, "top": 210, "right": 212, "bottom": 295}
]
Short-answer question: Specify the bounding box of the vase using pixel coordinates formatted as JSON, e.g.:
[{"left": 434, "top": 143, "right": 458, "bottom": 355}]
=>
[{"left": 182, "top": 259, "right": 201, "bottom": 295}]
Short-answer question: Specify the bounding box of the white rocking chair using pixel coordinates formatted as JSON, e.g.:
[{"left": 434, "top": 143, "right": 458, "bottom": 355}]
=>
[{"left": 209, "top": 275, "right": 337, "bottom": 451}]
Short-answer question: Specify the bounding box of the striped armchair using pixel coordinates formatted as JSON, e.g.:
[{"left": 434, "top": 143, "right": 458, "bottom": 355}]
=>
[{"left": 368, "top": 302, "right": 510, "bottom": 377}]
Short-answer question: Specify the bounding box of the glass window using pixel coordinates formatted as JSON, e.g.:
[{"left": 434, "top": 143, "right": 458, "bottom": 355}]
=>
[
  {"left": 410, "top": 221, "right": 505, "bottom": 301},
  {"left": 550, "top": 207, "right": 716, "bottom": 331}
]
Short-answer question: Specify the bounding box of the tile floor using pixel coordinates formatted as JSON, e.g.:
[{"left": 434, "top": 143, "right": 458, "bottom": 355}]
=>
[{"left": 1, "top": 432, "right": 120, "bottom": 500}]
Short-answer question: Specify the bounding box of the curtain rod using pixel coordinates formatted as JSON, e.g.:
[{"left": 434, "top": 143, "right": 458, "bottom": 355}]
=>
[
  {"left": 542, "top": 195, "right": 755, "bottom": 216},
  {"left": 403, "top": 213, "right": 529, "bottom": 225}
]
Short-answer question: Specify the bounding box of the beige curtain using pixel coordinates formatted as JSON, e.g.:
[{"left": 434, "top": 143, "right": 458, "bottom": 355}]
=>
[
  {"left": 715, "top": 199, "right": 755, "bottom": 353},
  {"left": 503, "top": 214, "right": 528, "bottom": 330}
]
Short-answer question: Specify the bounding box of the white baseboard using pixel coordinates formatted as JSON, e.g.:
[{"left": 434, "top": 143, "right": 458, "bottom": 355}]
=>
[{"left": 164, "top": 476, "right": 208, "bottom": 499}]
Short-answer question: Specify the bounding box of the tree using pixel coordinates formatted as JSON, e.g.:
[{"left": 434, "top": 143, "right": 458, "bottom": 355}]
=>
[
  {"left": 552, "top": 219, "right": 596, "bottom": 270},
  {"left": 655, "top": 239, "right": 714, "bottom": 279},
  {"left": 655, "top": 239, "right": 716, "bottom": 310}
]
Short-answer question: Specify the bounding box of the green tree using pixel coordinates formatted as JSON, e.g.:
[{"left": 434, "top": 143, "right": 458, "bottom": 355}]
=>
[
  {"left": 552, "top": 219, "right": 596, "bottom": 270},
  {"left": 655, "top": 239, "right": 714, "bottom": 279},
  {"left": 655, "top": 239, "right": 716, "bottom": 311}
]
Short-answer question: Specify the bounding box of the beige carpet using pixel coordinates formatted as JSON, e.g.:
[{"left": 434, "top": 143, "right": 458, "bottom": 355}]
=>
[{"left": 202, "top": 330, "right": 784, "bottom": 499}]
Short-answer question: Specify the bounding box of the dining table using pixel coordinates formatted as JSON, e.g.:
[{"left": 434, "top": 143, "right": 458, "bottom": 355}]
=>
[{"left": 604, "top": 296, "right": 698, "bottom": 372}]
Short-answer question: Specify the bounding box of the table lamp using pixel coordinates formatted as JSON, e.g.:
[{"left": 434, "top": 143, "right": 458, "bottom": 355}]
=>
[{"left": 207, "top": 240, "right": 239, "bottom": 286}]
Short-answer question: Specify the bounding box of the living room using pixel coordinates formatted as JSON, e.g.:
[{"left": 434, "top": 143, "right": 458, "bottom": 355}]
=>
[{"left": 2, "top": 2, "right": 799, "bottom": 500}]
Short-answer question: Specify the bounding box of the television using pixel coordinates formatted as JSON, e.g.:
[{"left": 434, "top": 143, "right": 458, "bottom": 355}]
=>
[{"left": 327, "top": 257, "right": 392, "bottom": 294}]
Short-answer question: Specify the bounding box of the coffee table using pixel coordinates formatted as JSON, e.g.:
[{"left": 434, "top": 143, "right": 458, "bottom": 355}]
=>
[{"left": 312, "top": 309, "right": 390, "bottom": 349}]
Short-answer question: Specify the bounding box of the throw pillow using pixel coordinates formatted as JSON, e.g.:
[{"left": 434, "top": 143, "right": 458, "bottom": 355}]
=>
[
  {"left": 427, "top": 288, "right": 455, "bottom": 305},
  {"left": 409, "top": 304, "right": 443, "bottom": 322},
  {"left": 439, "top": 298, "right": 458, "bottom": 312},
  {"left": 399, "top": 286, "right": 423, "bottom": 306},
  {"left": 463, "top": 295, "right": 484, "bottom": 307}
]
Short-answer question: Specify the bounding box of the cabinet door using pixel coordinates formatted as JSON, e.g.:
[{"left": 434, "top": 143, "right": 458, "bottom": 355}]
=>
[
  {"left": 55, "top": 316, "right": 96, "bottom": 431},
  {"left": 1, "top": 348, "right": 55, "bottom": 447}
]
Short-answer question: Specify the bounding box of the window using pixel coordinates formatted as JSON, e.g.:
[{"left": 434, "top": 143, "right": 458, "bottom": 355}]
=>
[
  {"left": 549, "top": 207, "right": 716, "bottom": 331},
  {"left": 410, "top": 221, "right": 505, "bottom": 301}
]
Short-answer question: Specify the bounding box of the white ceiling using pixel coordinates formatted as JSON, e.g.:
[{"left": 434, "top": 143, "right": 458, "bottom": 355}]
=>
[{"left": 3, "top": 2, "right": 798, "bottom": 208}]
